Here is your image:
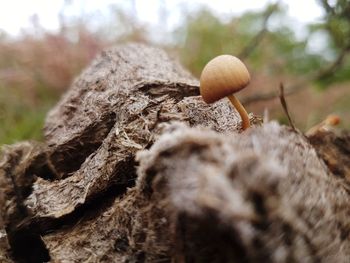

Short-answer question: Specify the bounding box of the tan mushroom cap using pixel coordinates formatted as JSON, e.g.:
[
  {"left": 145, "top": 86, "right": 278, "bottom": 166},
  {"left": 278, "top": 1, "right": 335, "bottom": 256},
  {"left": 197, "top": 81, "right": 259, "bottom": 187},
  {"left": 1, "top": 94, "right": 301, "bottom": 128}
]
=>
[{"left": 200, "top": 55, "right": 251, "bottom": 104}]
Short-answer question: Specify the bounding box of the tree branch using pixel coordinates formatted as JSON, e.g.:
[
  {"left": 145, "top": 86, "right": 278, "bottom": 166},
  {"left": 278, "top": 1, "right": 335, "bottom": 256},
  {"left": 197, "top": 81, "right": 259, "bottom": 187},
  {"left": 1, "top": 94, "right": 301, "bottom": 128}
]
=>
[
  {"left": 243, "top": 43, "right": 350, "bottom": 105},
  {"left": 319, "top": 0, "right": 335, "bottom": 15},
  {"left": 316, "top": 43, "right": 350, "bottom": 80},
  {"left": 239, "top": 3, "right": 279, "bottom": 59}
]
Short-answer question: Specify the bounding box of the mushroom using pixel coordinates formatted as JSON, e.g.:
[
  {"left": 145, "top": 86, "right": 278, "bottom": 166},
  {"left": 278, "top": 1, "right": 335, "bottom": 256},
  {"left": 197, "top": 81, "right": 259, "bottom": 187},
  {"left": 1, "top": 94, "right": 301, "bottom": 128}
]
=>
[
  {"left": 306, "top": 114, "right": 341, "bottom": 136},
  {"left": 200, "top": 55, "right": 251, "bottom": 130}
]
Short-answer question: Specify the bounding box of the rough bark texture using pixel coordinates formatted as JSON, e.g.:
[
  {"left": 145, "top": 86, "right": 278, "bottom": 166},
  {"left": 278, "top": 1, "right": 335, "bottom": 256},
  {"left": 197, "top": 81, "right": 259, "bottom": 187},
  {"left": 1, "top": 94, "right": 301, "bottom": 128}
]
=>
[{"left": 0, "top": 43, "right": 349, "bottom": 263}]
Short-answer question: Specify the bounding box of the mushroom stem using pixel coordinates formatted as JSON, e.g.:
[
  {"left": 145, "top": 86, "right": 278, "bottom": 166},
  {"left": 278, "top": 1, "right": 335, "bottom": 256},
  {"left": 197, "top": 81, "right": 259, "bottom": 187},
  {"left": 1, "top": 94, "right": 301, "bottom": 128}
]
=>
[{"left": 227, "top": 94, "right": 250, "bottom": 130}]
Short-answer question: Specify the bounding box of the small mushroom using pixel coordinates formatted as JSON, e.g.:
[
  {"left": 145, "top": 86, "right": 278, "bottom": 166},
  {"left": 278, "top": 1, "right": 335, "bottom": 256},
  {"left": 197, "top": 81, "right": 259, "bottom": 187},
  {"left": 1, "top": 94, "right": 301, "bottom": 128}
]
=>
[
  {"left": 200, "top": 55, "right": 251, "bottom": 130},
  {"left": 306, "top": 114, "right": 341, "bottom": 136}
]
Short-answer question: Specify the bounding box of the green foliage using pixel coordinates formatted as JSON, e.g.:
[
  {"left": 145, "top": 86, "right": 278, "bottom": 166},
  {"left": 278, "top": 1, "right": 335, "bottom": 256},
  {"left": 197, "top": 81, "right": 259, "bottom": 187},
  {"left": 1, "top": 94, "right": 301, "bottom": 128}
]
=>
[
  {"left": 316, "top": 59, "right": 350, "bottom": 89},
  {"left": 0, "top": 105, "right": 49, "bottom": 145},
  {"left": 316, "top": 0, "right": 350, "bottom": 49},
  {"left": 0, "top": 86, "right": 55, "bottom": 145},
  {"left": 0, "top": 23, "right": 107, "bottom": 145},
  {"left": 176, "top": 8, "right": 242, "bottom": 76},
  {"left": 176, "top": 4, "right": 327, "bottom": 78},
  {"left": 311, "top": 0, "right": 350, "bottom": 86}
]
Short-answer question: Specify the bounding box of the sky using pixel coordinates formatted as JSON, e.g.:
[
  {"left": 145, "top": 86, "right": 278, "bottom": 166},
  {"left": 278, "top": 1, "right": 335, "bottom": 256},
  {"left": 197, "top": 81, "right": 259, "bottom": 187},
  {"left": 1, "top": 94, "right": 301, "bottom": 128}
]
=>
[{"left": 0, "top": 0, "right": 325, "bottom": 36}]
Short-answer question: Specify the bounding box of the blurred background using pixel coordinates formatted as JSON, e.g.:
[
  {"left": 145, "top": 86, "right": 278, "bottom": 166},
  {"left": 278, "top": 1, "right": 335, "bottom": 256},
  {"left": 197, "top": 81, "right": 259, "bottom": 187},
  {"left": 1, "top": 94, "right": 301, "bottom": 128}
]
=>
[{"left": 0, "top": 0, "right": 349, "bottom": 144}]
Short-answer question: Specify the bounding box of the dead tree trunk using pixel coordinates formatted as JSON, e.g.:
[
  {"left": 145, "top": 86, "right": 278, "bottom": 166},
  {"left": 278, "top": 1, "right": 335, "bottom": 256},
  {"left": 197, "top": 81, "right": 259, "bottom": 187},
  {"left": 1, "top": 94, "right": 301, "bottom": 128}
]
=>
[{"left": 0, "top": 43, "right": 349, "bottom": 263}]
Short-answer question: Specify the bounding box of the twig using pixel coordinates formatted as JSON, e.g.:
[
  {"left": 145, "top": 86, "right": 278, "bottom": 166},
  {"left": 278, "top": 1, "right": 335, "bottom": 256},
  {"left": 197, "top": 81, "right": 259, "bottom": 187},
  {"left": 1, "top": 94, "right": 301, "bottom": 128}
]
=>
[
  {"left": 239, "top": 3, "right": 279, "bottom": 59},
  {"left": 316, "top": 44, "right": 350, "bottom": 80},
  {"left": 242, "top": 43, "right": 350, "bottom": 105},
  {"left": 279, "top": 83, "right": 296, "bottom": 131},
  {"left": 242, "top": 79, "right": 307, "bottom": 105},
  {"left": 320, "top": 0, "right": 335, "bottom": 15}
]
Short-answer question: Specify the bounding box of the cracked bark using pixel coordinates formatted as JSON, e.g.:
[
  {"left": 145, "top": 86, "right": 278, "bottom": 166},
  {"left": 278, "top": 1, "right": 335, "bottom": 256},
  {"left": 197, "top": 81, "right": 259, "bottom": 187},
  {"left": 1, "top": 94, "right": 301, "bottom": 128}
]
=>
[{"left": 0, "top": 43, "right": 349, "bottom": 263}]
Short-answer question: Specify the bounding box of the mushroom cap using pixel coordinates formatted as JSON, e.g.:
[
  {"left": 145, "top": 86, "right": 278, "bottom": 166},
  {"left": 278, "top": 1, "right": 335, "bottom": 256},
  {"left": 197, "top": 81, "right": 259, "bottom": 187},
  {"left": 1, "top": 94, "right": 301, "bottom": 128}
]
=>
[
  {"left": 325, "top": 114, "right": 340, "bottom": 126},
  {"left": 200, "top": 55, "right": 250, "bottom": 104}
]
